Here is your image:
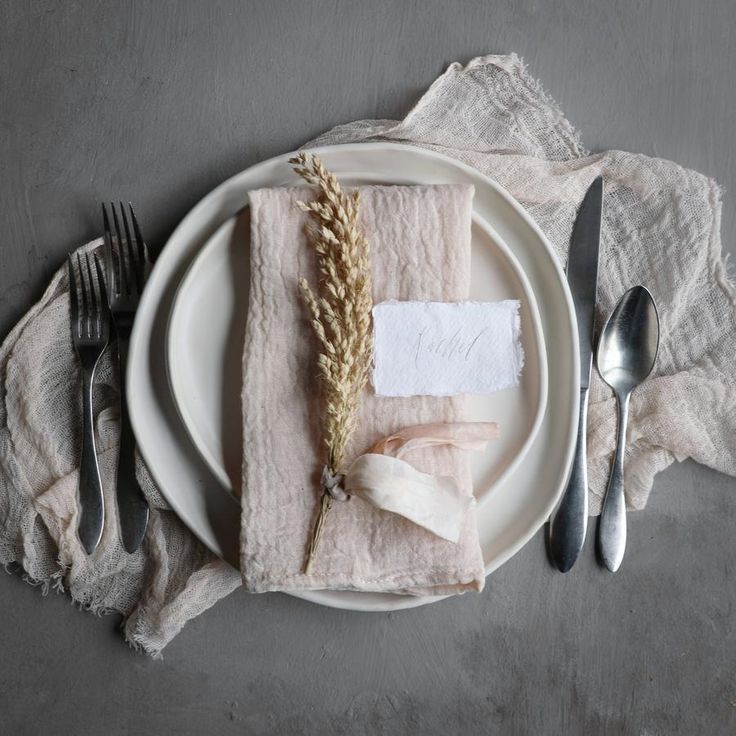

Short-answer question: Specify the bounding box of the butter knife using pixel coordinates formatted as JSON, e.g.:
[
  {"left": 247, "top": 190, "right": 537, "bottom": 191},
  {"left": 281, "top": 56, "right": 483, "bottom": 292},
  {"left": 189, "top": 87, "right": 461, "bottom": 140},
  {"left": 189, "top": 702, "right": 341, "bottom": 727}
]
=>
[{"left": 548, "top": 176, "right": 603, "bottom": 572}]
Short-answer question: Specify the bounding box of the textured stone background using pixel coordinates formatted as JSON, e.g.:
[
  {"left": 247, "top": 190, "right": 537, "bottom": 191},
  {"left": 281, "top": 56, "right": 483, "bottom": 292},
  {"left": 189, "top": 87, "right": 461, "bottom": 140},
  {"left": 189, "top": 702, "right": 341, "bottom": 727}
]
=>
[{"left": 1, "top": 1, "right": 734, "bottom": 734}]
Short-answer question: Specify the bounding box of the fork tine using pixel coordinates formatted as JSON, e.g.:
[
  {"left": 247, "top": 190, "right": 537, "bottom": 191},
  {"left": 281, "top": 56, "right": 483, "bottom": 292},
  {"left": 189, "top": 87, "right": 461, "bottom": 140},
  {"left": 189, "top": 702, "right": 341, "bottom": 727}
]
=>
[
  {"left": 111, "top": 202, "right": 128, "bottom": 296},
  {"left": 76, "top": 251, "right": 91, "bottom": 338},
  {"left": 68, "top": 253, "right": 80, "bottom": 338},
  {"left": 120, "top": 201, "right": 141, "bottom": 293},
  {"left": 128, "top": 203, "right": 146, "bottom": 262},
  {"left": 128, "top": 203, "right": 146, "bottom": 289},
  {"left": 85, "top": 251, "right": 102, "bottom": 337},
  {"left": 102, "top": 203, "right": 117, "bottom": 299},
  {"left": 85, "top": 251, "right": 98, "bottom": 313},
  {"left": 94, "top": 251, "right": 109, "bottom": 309}
]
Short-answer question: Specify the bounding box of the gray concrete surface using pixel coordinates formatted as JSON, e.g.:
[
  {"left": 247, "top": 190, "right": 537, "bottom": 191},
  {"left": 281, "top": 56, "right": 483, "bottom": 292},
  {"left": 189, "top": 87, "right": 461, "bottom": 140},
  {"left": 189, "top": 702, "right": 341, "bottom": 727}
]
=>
[{"left": 1, "top": 1, "right": 735, "bottom": 734}]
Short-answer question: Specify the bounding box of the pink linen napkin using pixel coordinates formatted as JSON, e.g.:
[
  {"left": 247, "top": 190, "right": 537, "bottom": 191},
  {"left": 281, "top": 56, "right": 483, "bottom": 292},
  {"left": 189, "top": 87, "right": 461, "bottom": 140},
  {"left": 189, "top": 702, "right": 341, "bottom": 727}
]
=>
[{"left": 240, "top": 183, "right": 485, "bottom": 595}]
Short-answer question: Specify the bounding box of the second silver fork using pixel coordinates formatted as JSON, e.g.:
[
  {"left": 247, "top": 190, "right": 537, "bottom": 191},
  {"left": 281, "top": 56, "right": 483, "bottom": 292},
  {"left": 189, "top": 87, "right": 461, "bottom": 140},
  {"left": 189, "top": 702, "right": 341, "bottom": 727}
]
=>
[{"left": 103, "top": 202, "right": 150, "bottom": 553}]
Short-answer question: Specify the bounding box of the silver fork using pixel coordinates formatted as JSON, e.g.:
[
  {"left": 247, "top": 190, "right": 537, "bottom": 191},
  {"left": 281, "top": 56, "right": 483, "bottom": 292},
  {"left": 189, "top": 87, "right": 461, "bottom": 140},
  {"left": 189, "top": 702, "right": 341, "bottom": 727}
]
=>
[
  {"left": 68, "top": 250, "right": 110, "bottom": 555},
  {"left": 103, "top": 202, "right": 150, "bottom": 553}
]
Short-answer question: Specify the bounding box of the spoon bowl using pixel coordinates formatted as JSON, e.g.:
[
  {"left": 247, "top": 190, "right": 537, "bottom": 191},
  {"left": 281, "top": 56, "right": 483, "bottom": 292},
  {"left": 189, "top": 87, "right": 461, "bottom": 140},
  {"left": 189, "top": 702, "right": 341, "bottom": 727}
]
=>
[
  {"left": 596, "top": 286, "right": 659, "bottom": 571},
  {"left": 597, "top": 287, "right": 659, "bottom": 395}
]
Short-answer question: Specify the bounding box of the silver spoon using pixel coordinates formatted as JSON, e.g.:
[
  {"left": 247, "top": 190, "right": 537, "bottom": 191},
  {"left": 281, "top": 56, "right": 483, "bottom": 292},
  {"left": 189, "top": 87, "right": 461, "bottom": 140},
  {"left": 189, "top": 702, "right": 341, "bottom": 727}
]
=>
[{"left": 596, "top": 285, "right": 659, "bottom": 571}]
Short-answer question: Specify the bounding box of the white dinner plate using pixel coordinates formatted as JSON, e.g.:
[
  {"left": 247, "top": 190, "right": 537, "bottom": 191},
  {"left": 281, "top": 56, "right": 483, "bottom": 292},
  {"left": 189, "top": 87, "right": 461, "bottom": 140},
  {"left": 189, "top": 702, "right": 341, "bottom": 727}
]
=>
[
  {"left": 167, "top": 210, "right": 548, "bottom": 501},
  {"left": 128, "top": 142, "right": 579, "bottom": 611}
]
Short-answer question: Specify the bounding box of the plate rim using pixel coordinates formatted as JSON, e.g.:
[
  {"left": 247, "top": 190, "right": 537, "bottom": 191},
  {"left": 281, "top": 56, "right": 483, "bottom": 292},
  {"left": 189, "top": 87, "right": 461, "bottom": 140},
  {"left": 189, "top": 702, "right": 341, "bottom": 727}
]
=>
[
  {"left": 166, "top": 207, "right": 550, "bottom": 499},
  {"left": 128, "top": 141, "right": 580, "bottom": 612}
]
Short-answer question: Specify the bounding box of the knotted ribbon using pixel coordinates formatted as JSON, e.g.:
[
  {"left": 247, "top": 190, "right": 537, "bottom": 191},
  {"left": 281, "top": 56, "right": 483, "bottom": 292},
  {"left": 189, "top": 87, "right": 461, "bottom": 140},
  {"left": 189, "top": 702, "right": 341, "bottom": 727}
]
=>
[{"left": 321, "top": 422, "right": 499, "bottom": 543}]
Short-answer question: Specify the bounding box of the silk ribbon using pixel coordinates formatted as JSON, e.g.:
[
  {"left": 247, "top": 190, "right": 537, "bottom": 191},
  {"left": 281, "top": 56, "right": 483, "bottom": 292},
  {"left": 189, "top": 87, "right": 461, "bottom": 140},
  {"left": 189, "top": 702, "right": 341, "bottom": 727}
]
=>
[{"left": 326, "top": 422, "right": 499, "bottom": 543}]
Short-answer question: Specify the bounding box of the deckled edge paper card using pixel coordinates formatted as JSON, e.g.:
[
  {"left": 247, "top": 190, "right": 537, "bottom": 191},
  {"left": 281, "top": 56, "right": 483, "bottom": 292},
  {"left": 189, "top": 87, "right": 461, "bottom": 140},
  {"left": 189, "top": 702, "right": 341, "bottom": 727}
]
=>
[{"left": 372, "top": 300, "right": 524, "bottom": 397}]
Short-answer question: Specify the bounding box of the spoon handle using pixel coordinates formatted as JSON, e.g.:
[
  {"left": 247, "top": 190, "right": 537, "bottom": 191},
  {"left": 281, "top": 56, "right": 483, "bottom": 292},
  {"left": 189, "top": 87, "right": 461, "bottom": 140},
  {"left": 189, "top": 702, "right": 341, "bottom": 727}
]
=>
[{"left": 597, "top": 393, "right": 630, "bottom": 571}]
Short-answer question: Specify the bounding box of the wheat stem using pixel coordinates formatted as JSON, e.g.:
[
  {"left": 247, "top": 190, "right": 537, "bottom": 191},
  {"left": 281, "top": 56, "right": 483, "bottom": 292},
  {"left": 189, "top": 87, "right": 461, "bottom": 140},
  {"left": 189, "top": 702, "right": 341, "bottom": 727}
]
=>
[{"left": 290, "top": 153, "right": 373, "bottom": 574}]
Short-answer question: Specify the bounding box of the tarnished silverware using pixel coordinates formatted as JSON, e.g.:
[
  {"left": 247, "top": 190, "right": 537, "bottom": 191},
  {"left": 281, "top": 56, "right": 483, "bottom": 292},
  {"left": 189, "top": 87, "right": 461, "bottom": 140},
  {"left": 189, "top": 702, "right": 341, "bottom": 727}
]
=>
[
  {"left": 596, "top": 285, "right": 659, "bottom": 571},
  {"left": 103, "top": 202, "right": 150, "bottom": 553},
  {"left": 68, "top": 250, "right": 110, "bottom": 554},
  {"left": 548, "top": 177, "right": 603, "bottom": 572}
]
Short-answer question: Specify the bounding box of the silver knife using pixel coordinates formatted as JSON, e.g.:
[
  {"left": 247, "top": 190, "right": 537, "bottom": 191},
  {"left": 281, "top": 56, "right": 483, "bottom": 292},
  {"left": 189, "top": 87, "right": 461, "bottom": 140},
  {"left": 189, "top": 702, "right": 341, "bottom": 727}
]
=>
[{"left": 548, "top": 176, "right": 603, "bottom": 572}]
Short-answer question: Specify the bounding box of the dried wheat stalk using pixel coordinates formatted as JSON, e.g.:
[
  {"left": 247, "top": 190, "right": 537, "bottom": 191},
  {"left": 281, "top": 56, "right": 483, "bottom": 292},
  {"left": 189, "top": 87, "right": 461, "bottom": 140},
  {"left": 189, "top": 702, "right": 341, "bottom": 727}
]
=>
[{"left": 290, "top": 153, "right": 373, "bottom": 574}]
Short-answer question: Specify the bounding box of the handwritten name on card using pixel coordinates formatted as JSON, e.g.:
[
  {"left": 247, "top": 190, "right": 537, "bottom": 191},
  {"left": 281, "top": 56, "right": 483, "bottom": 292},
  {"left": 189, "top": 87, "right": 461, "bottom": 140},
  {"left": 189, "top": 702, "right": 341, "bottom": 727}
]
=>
[{"left": 372, "top": 301, "right": 523, "bottom": 397}]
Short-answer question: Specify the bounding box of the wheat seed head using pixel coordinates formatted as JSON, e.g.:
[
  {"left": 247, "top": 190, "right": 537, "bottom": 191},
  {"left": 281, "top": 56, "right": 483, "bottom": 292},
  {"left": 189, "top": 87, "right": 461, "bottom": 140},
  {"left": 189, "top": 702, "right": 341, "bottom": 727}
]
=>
[{"left": 290, "top": 153, "right": 373, "bottom": 471}]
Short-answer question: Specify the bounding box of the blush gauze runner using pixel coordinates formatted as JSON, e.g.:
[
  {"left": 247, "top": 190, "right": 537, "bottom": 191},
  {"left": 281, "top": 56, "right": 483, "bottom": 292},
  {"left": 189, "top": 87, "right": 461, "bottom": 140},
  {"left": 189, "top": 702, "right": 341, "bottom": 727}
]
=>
[{"left": 240, "top": 184, "right": 487, "bottom": 594}]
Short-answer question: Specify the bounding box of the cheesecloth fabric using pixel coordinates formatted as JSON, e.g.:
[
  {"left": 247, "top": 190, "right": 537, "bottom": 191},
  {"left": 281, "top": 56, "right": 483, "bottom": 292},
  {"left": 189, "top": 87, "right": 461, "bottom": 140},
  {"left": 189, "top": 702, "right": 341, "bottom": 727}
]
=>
[{"left": 1, "top": 54, "right": 732, "bottom": 655}]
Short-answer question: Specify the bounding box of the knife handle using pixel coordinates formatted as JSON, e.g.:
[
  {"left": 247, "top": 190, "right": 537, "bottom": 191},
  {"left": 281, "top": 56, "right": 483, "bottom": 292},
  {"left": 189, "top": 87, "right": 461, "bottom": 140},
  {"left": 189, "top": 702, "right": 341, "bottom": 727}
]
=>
[
  {"left": 115, "top": 335, "right": 149, "bottom": 553},
  {"left": 548, "top": 388, "right": 589, "bottom": 572}
]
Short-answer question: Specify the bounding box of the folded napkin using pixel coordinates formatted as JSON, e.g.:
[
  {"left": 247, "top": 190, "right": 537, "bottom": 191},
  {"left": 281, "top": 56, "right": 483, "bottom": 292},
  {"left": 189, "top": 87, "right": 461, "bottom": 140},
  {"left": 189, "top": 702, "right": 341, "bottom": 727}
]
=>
[
  {"left": 1, "top": 54, "right": 733, "bottom": 655},
  {"left": 241, "top": 184, "right": 486, "bottom": 594}
]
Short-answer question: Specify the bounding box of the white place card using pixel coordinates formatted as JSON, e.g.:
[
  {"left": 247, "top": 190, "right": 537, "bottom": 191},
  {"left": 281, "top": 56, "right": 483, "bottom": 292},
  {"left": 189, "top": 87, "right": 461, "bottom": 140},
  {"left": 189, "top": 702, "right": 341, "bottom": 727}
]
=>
[{"left": 372, "top": 300, "right": 523, "bottom": 397}]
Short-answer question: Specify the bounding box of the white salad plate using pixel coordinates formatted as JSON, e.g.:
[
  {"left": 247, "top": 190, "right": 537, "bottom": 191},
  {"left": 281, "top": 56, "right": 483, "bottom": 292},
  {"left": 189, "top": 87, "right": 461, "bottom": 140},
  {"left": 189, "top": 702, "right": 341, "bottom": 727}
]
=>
[
  {"left": 128, "top": 142, "right": 579, "bottom": 611},
  {"left": 167, "top": 211, "right": 548, "bottom": 498}
]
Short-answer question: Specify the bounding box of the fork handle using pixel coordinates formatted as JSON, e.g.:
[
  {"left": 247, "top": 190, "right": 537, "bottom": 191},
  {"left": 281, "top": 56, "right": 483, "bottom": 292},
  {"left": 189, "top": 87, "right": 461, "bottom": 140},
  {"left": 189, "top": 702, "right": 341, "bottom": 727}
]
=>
[
  {"left": 78, "top": 367, "right": 105, "bottom": 555},
  {"left": 115, "top": 335, "right": 149, "bottom": 552}
]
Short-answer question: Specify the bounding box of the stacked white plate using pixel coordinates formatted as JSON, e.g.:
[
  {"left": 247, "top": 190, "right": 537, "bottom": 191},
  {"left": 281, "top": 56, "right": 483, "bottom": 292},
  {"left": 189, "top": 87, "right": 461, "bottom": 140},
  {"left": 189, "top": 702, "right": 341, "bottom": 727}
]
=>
[{"left": 128, "top": 143, "right": 579, "bottom": 611}]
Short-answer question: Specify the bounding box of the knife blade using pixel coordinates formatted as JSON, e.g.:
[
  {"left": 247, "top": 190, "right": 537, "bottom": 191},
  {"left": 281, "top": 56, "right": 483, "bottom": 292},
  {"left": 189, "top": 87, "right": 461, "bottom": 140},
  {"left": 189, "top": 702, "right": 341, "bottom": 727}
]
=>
[{"left": 548, "top": 176, "right": 603, "bottom": 572}]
